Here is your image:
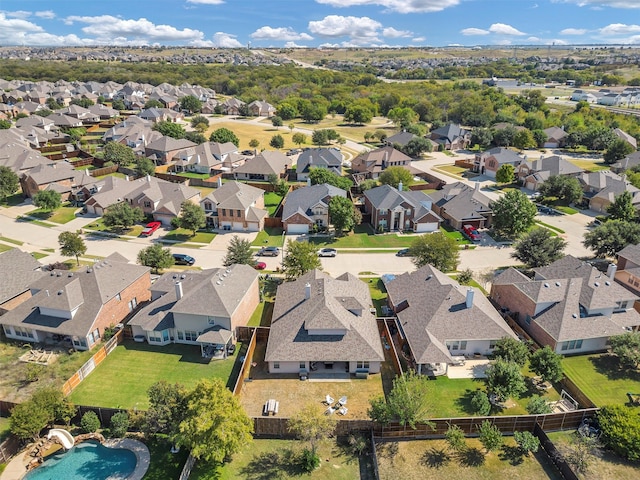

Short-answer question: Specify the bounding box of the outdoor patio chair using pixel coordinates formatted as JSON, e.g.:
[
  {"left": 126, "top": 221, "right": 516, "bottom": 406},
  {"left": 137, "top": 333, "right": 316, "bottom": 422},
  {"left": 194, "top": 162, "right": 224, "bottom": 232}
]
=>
[
  {"left": 324, "top": 395, "right": 335, "bottom": 405},
  {"left": 338, "top": 396, "right": 347, "bottom": 406},
  {"left": 338, "top": 406, "right": 348, "bottom": 416},
  {"left": 325, "top": 406, "right": 336, "bottom": 415}
]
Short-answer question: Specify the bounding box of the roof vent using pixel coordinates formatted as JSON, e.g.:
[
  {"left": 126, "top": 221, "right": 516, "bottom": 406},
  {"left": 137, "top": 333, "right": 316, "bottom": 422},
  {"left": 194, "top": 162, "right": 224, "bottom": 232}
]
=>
[
  {"left": 555, "top": 282, "right": 560, "bottom": 286},
  {"left": 216, "top": 280, "right": 222, "bottom": 285},
  {"left": 68, "top": 273, "right": 73, "bottom": 277},
  {"left": 426, "top": 275, "right": 433, "bottom": 280},
  {"left": 594, "top": 282, "right": 600, "bottom": 287},
  {"left": 57, "top": 290, "right": 63, "bottom": 295},
  {"left": 50, "top": 271, "right": 55, "bottom": 276},
  {"left": 181, "top": 274, "right": 186, "bottom": 280},
  {"left": 543, "top": 283, "right": 549, "bottom": 288},
  {"left": 173, "top": 274, "right": 178, "bottom": 279},
  {"left": 605, "top": 281, "right": 610, "bottom": 286},
  {"left": 572, "top": 313, "right": 578, "bottom": 318},
  {"left": 57, "top": 272, "right": 62, "bottom": 277}
]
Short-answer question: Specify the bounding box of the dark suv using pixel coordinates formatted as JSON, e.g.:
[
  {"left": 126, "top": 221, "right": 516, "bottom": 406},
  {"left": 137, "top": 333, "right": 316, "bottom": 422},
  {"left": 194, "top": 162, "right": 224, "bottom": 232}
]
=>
[
  {"left": 258, "top": 246, "right": 280, "bottom": 257},
  {"left": 172, "top": 253, "right": 195, "bottom": 265}
]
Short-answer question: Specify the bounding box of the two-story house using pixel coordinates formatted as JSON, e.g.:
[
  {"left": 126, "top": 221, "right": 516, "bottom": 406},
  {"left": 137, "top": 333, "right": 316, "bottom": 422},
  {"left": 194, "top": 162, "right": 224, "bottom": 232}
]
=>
[
  {"left": 200, "top": 181, "right": 268, "bottom": 231},
  {"left": 473, "top": 147, "right": 523, "bottom": 178},
  {"left": 429, "top": 123, "right": 471, "bottom": 151},
  {"left": 428, "top": 182, "right": 492, "bottom": 230},
  {"left": 281, "top": 183, "right": 346, "bottom": 234},
  {"left": 351, "top": 146, "right": 412, "bottom": 180},
  {"left": 516, "top": 155, "right": 583, "bottom": 191},
  {"left": 296, "top": 148, "right": 343, "bottom": 181}
]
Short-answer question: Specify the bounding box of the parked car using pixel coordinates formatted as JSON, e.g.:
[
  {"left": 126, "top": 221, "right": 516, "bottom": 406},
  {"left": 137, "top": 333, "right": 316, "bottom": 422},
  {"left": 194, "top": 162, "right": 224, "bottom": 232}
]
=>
[
  {"left": 258, "top": 246, "right": 280, "bottom": 257},
  {"left": 172, "top": 253, "right": 195, "bottom": 265},
  {"left": 241, "top": 150, "right": 254, "bottom": 156},
  {"left": 227, "top": 343, "right": 236, "bottom": 355},
  {"left": 462, "top": 224, "right": 481, "bottom": 241},
  {"left": 254, "top": 261, "right": 267, "bottom": 270},
  {"left": 140, "top": 221, "right": 161, "bottom": 236},
  {"left": 318, "top": 248, "right": 337, "bottom": 257},
  {"left": 396, "top": 248, "right": 412, "bottom": 257},
  {"left": 286, "top": 148, "right": 302, "bottom": 156}
]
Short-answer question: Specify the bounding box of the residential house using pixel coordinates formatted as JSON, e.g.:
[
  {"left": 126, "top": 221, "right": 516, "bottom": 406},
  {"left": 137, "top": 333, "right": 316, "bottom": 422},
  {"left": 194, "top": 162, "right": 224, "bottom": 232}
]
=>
[
  {"left": 429, "top": 123, "right": 471, "bottom": 151},
  {"left": 265, "top": 270, "right": 385, "bottom": 375},
  {"left": 173, "top": 141, "right": 239, "bottom": 174},
  {"left": 351, "top": 146, "right": 412, "bottom": 180},
  {"left": 88, "top": 103, "right": 119, "bottom": 120},
  {"left": 247, "top": 100, "right": 276, "bottom": 117},
  {"left": 222, "top": 98, "right": 246, "bottom": 116},
  {"left": 615, "top": 244, "right": 640, "bottom": 302},
  {"left": 20, "top": 162, "right": 95, "bottom": 200},
  {"left": 386, "top": 265, "right": 517, "bottom": 375},
  {"left": 364, "top": 184, "right": 441, "bottom": 233},
  {"left": 570, "top": 90, "right": 597, "bottom": 103},
  {"left": 138, "top": 108, "right": 181, "bottom": 124},
  {"left": 145, "top": 136, "right": 196, "bottom": 165},
  {"left": 201, "top": 181, "right": 267, "bottom": 231},
  {"left": 282, "top": 183, "right": 346, "bottom": 234},
  {"left": 128, "top": 264, "right": 259, "bottom": 352},
  {"left": 579, "top": 171, "right": 640, "bottom": 213},
  {"left": 491, "top": 255, "right": 640, "bottom": 354},
  {"left": 516, "top": 155, "right": 584, "bottom": 191},
  {"left": 613, "top": 128, "right": 638, "bottom": 150},
  {"left": 473, "top": 147, "right": 523, "bottom": 178},
  {"left": 612, "top": 151, "right": 640, "bottom": 174},
  {"left": 296, "top": 148, "right": 343, "bottom": 181},
  {"left": 0, "top": 254, "right": 151, "bottom": 350},
  {"left": 0, "top": 142, "right": 51, "bottom": 175},
  {"left": 59, "top": 105, "right": 100, "bottom": 124},
  {"left": 233, "top": 151, "right": 289, "bottom": 181},
  {"left": 15, "top": 115, "right": 56, "bottom": 132},
  {"left": 48, "top": 112, "right": 83, "bottom": 128},
  {"left": 0, "top": 249, "right": 44, "bottom": 315},
  {"left": 598, "top": 93, "right": 623, "bottom": 106},
  {"left": 429, "top": 181, "right": 493, "bottom": 230},
  {"left": 543, "top": 127, "right": 568, "bottom": 148},
  {"left": 384, "top": 131, "right": 418, "bottom": 149}
]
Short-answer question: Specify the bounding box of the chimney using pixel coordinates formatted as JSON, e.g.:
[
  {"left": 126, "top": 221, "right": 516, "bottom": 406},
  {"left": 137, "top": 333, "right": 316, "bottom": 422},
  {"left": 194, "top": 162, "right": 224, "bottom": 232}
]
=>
[
  {"left": 607, "top": 264, "right": 617, "bottom": 280},
  {"left": 175, "top": 281, "right": 183, "bottom": 300},
  {"left": 383, "top": 151, "right": 388, "bottom": 168},
  {"left": 474, "top": 181, "right": 480, "bottom": 192},
  {"left": 146, "top": 174, "right": 151, "bottom": 182},
  {"left": 196, "top": 154, "right": 200, "bottom": 165},
  {"left": 304, "top": 282, "right": 311, "bottom": 300},
  {"left": 466, "top": 288, "right": 474, "bottom": 309},
  {"left": 307, "top": 177, "right": 311, "bottom": 187},
  {"left": 216, "top": 176, "right": 222, "bottom": 188},
  {"left": 398, "top": 181, "right": 403, "bottom": 192}
]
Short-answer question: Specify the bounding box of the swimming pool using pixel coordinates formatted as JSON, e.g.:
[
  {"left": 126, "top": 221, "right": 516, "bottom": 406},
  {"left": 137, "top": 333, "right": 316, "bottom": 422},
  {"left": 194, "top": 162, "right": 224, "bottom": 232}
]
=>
[{"left": 24, "top": 440, "right": 137, "bottom": 480}]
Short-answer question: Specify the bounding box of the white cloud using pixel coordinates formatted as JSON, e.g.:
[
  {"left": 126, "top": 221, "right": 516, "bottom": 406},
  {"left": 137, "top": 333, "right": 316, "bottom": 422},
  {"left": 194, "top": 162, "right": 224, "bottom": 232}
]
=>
[
  {"left": 383, "top": 27, "right": 412, "bottom": 38},
  {"left": 210, "top": 32, "right": 244, "bottom": 48},
  {"left": 4, "top": 10, "right": 32, "bottom": 19},
  {"left": 309, "top": 15, "right": 381, "bottom": 40},
  {"left": 461, "top": 27, "right": 489, "bottom": 35},
  {"left": 550, "top": 38, "right": 569, "bottom": 44},
  {"left": 554, "top": 0, "right": 640, "bottom": 8},
  {"left": 495, "top": 39, "right": 512, "bottom": 45},
  {"left": 599, "top": 23, "right": 640, "bottom": 35},
  {"left": 35, "top": 11, "right": 56, "bottom": 19},
  {"left": 560, "top": 28, "right": 587, "bottom": 34},
  {"left": 250, "top": 26, "right": 313, "bottom": 41},
  {"left": 284, "top": 41, "right": 310, "bottom": 48},
  {"left": 186, "top": 0, "right": 225, "bottom": 4},
  {"left": 526, "top": 36, "right": 541, "bottom": 42},
  {"left": 489, "top": 23, "right": 526, "bottom": 35},
  {"left": 412, "top": 36, "right": 427, "bottom": 42},
  {"left": 315, "top": 0, "right": 461, "bottom": 14}
]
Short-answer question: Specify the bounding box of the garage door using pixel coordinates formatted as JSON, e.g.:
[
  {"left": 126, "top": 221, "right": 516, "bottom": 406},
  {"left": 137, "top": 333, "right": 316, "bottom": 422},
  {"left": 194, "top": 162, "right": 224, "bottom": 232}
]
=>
[
  {"left": 287, "top": 224, "right": 309, "bottom": 234},
  {"left": 544, "top": 142, "right": 559, "bottom": 148},
  {"left": 525, "top": 181, "right": 536, "bottom": 190},
  {"left": 415, "top": 223, "right": 438, "bottom": 233},
  {"left": 232, "top": 222, "right": 244, "bottom": 230}
]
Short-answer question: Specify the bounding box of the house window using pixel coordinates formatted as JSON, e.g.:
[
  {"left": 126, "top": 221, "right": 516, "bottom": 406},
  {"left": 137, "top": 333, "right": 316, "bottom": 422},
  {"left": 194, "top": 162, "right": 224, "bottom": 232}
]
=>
[
  {"left": 489, "top": 340, "right": 497, "bottom": 349},
  {"left": 229, "top": 210, "right": 234, "bottom": 217},
  {"left": 149, "top": 331, "right": 162, "bottom": 343},
  {"left": 73, "top": 338, "right": 87, "bottom": 348},
  {"left": 13, "top": 326, "right": 34, "bottom": 339},
  {"left": 204, "top": 202, "right": 212, "bottom": 211},
  {"left": 525, "top": 315, "right": 532, "bottom": 325},
  {"left": 405, "top": 209, "right": 412, "bottom": 216},
  {"left": 561, "top": 339, "right": 584, "bottom": 351},
  {"left": 144, "top": 201, "right": 152, "bottom": 208},
  {"left": 177, "top": 331, "right": 184, "bottom": 341},
  {"left": 163, "top": 330, "right": 169, "bottom": 342},
  {"left": 237, "top": 210, "right": 242, "bottom": 217},
  {"left": 128, "top": 298, "right": 137, "bottom": 312},
  {"left": 115, "top": 293, "right": 121, "bottom": 301},
  {"left": 222, "top": 209, "right": 226, "bottom": 216},
  {"left": 208, "top": 316, "right": 216, "bottom": 325},
  {"left": 459, "top": 341, "right": 467, "bottom": 350},
  {"left": 299, "top": 362, "right": 306, "bottom": 369},
  {"left": 615, "top": 301, "right": 629, "bottom": 311},
  {"left": 446, "top": 341, "right": 459, "bottom": 351},
  {"left": 184, "top": 330, "right": 198, "bottom": 342},
  {"left": 356, "top": 361, "right": 370, "bottom": 369},
  {"left": 274, "top": 362, "right": 280, "bottom": 369},
  {"left": 378, "top": 209, "right": 387, "bottom": 215}
]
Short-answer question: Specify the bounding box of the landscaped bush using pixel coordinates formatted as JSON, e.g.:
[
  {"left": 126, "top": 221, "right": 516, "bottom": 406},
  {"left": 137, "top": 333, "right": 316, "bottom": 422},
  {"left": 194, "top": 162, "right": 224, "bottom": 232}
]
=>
[
  {"left": 109, "top": 412, "right": 129, "bottom": 438},
  {"left": 80, "top": 411, "right": 101, "bottom": 433},
  {"left": 526, "top": 395, "right": 552, "bottom": 415},
  {"left": 299, "top": 447, "right": 320, "bottom": 472},
  {"left": 470, "top": 390, "right": 491, "bottom": 415}
]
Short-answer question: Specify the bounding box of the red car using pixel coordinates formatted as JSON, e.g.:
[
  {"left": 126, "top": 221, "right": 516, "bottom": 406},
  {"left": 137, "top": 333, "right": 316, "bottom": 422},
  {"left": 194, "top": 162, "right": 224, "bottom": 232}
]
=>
[
  {"left": 254, "top": 261, "right": 267, "bottom": 270},
  {"left": 141, "top": 221, "right": 162, "bottom": 236},
  {"left": 462, "top": 224, "right": 481, "bottom": 241}
]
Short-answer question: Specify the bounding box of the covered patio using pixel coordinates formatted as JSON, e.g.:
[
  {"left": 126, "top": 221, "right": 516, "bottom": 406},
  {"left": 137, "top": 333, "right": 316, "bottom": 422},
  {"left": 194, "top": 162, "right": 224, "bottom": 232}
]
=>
[{"left": 197, "top": 326, "right": 232, "bottom": 359}]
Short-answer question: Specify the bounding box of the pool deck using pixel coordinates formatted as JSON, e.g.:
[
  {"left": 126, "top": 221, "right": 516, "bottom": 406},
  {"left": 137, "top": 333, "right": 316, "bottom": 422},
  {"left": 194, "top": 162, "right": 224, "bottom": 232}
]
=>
[{"left": 0, "top": 438, "right": 150, "bottom": 480}]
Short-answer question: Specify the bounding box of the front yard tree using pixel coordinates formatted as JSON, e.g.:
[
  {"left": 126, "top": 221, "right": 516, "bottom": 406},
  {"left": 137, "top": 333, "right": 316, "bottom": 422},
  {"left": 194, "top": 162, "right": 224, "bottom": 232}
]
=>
[
  {"left": 179, "top": 95, "right": 202, "bottom": 114},
  {"left": 379, "top": 166, "right": 413, "bottom": 189},
  {"left": 0, "top": 166, "right": 19, "bottom": 202},
  {"left": 308, "top": 167, "right": 352, "bottom": 191},
  {"left": 538, "top": 175, "right": 583, "bottom": 204},
  {"left": 485, "top": 359, "right": 527, "bottom": 401},
  {"left": 144, "top": 381, "right": 188, "bottom": 441},
  {"left": 269, "top": 134, "right": 284, "bottom": 149},
  {"left": 411, "top": 233, "right": 460, "bottom": 272},
  {"left": 288, "top": 403, "right": 337, "bottom": 456},
  {"left": 329, "top": 196, "right": 361, "bottom": 235},
  {"left": 529, "top": 345, "right": 564, "bottom": 383},
  {"left": 58, "top": 231, "right": 86, "bottom": 266},
  {"left": 583, "top": 219, "right": 640, "bottom": 258},
  {"left": 249, "top": 138, "right": 260, "bottom": 149},
  {"left": 271, "top": 115, "right": 283, "bottom": 128},
  {"left": 597, "top": 405, "right": 640, "bottom": 461},
  {"left": 210, "top": 127, "right": 239, "bottom": 147},
  {"left": 607, "top": 190, "right": 636, "bottom": 222},
  {"left": 223, "top": 235, "right": 254, "bottom": 266},
  {"left": 402, "top": 137, "right": 432, "bottom": 158},
  {"left": 511, "top": 227, "right": 567, "bottom": 268},
  {"left": 33, "top": 190, "right": 62, "bottom": 212},
  {"left": 344, "top": 104, "right": 373, "bottom": 125},
  {"left": 514, "top": 431, "right": 540, "bottom": 456},
  {"left": 153, "top": 121, "right": 186, "bottom": 140},
  {"left": 103, "top": 141, "right": 135, "bottom": 166},
  {"left": 292, "top": 132, "right": 306, "bottom": 146},
  {"left": 190, "top": 115, "right": 209, "bottom": 131},
  {"left": 603, "top": 138, "right": 634, "bottom": 165},
  {"left": 491, "top": 190, "right": 537, "bottom": 239},
  {"left": 478, "top": 420, "right": 503, "bottom": 453},
  {"left": 608, "top": 332, "right": 640, "bottom": 370},
  {"left": 282, "top": 240, "right": 321, "bottom": 280},
  {"left": 177, "top": 378, "right": 253, "bottom": 463},
  {"left": 178, "top": 201, "right": 206, "bottom": 236},
  {"left": 495, "top": 164, "right": 515, "bottom": 184},
  {"left": 135, "top": 157, "right": 156, "bottom": 177},
  {"left": 137, "top": 244, "right": 174, "bottom": 273},
  {"left": 492, "top": 337, "right": 530, "bottom": 367},
  {"left": 102, "top": 202, "right": 144, "bottom": 231}
]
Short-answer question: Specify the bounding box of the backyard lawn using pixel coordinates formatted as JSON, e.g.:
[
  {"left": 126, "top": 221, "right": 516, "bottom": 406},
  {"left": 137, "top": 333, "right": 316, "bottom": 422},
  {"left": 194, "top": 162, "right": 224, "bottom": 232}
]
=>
[
  {"left": 566, "top": 158, "right": 609, "bottom": 172},
  {"left": 68, "top": 341, "right": 240, "bottom": 409},
  {"left": 376, "top": 437, "right": 562, "bottom": 480},
  {"left": 562, "top": 354, "right": 640, "bottom": 407},
  {"left": 263, "top": 192, "right": 283, "bottom": 216}
]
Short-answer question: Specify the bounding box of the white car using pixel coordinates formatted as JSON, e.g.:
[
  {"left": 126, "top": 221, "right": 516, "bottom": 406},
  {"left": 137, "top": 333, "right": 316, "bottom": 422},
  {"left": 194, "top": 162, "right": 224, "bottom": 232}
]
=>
[{"left": 318, "top": 248, "right": 337, "bottom": 257}]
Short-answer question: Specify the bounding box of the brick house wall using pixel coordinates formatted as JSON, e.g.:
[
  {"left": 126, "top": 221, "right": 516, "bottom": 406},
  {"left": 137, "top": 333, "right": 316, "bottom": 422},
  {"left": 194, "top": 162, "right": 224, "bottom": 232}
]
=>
[
  {"left": 283, "top": 212, "right": 313, "bottom": 231},
  {"left": 230, "top": 275, "right": 260, "bottom": 331}
]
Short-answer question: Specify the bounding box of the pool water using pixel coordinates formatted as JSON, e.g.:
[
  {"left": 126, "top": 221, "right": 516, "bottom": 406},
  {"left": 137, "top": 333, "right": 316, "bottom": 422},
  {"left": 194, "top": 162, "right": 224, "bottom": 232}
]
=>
[{"left": 25, "top": 441, "right": 137, "bottom": 480}]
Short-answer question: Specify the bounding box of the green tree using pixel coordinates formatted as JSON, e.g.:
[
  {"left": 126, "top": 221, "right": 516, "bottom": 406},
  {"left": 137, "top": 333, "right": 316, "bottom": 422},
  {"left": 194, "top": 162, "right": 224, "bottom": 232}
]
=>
[
  {"left": 276, "top": 102, "right": 298, "bottom": 120},
  {"left": 111, "top": 99, "right": 125, "bottom": 111},
  {"left": 607, "top": 190, "right": 637, "bottom": 222},
  {"left": 598, "top": 405, "right": 640, "bottom": 461},
  {"left": 526, "top": 395, "right": 552, "bottom": 414},
  {"left": 58, "top": 231, "right": 86, "bottom": 266},
  {"left": 102, "top": 202, "right": 145, "bottom": 231},
  {"left": 359, "top": 179, "right": 378, "bottom": 191},
  {"left": 249, "top": 138, "right": 260, "bottom": 149},
  {"left": 103, "top": 141, "right": 135, "bottom": 166},
  {"left": 538, "top": 175, "right": 583, "bottom": 204},
  {"left": 144, "top": 381, "right": 188, "bottom": 441},
  {"left": 402, "top": 137, "right": 432, "bottom": 158},
  {"left": 511, "top": 227, "right": 567, "bottom": 268},
  {"left": 388, "top": 107, "right": 418, "bottom": 128},
  {"left": 0, "top": 119, "right": 10, "bottom": 129},
  {"left": 135, "top": 157, "right": 156, "bottom": 177},
  {"left": 176, "top": 378, "right": 253, "bottom": 463},
  {"left": 478, "top": 420, "right": 503, "bottom": 453},
  {"left": 223, "top": 235, "right": 255, "bottom": 266},
  {"left": 312, "top": 129, "right": 331, "bottom": 145},
  {"left": 492, "top": 337, "right": 530, "bottom": 367},
  {"left": 271, "top": 115, "right": 283, "bottom": 128},
  {"left": 190, "top": 115, "right": 209, "bottom": 130},
  {"left": 470, "top": 390, "right": 491, "bottom": 415},
  {"left": 178, "top": 201, "right": 206, "bottom": 236},
  {"left": 185, "top": 131, "right": 207, "bottom": 144},
  {"left": 210, "top": 127, "right": 239, "bottom": 146},
  {"left": 10, "top": 401, "right": 51, "bottom": 441},
  {"left": 344, "top": 104, "right": 373, "bottom": 124},
  {"left": 329, "top": 195, "right": 361, "bottom": 235},
  {"left": 471, "top": 128, "right": 493, "bottom": 149},
  {"left": 491, "top": 190, "right": 537, "bottom": 239},
  {"left": 109, "top": 412, "right": 129, "bottom": 438},
  {"left": 80, "top": 411, "right": 101, "bottom": 433},
  {"left": 137, "top": 244, "right": 174, "bottom": 273},
  {"left": 308, "top": 167, "right": 352, "bottom": 190},
  {"left": 513, "top": 129, "right": 536, "bottom": 149},
  {"left": 529, "top": 345, "right": 564, "bottom": 383},
  {"left": 583, "top": 219, "right": 640, "bottom": 258},
  {"left": 71, "top": 98, "right": 94, "bottom": 108},
  {"left": 604, "top": 138, "right": 635, "bottom": 165},
  {"left": 288, "top": 403, "right": 337, "bottom": 455},
  {"left": 282, "top": 240, "right": 321, "bottom": 280},
  {"left": 485, "top": 359, "right": 527, "bottom": 401},
  {"left": 457, "top": 268, "right": 473, "bottom": 285},
  {"left": 608, "top": 332, "right": 640, "bottom": 370},
  {"left": 179, "top": 95, "right": 202, "bottom": 114},
  {"left": 445, "top": 424, "right": 467, "bottom": 453},
  {"left": 144, "top": 99, "right": 163, "bottom": 109},
  {"left": 379, "top": 166, "right": 414, "bottom": 188},
  {"left": 411, "top": 233, "right": 460, "bottom": 272},
  {"left": 153, "top": 121, "right": 186, "bottom": 139},
  {"left": 33, "top": 190, "right": 62, "bottom": 211},
  {"left": 292, "top": 132, "right": 306, "bottom": 146},
  {"left": 0, "top": 166, "right": 19, "bottom": 202},
  {"left": 269, "top": 134, "right": 285, "bottom": 149},
  {"left": 495, "top": 164, "right": 515, "bottom": 184},
  {"left": 493, "top": 126, "right": 517, "bottom": 147},
  {"left": 514, "top": 431, "right": 540, "bottom": 456}
]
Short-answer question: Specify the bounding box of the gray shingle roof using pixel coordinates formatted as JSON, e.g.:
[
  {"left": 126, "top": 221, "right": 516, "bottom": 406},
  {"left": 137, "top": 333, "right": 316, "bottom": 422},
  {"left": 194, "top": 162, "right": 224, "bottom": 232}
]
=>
[
  {"left": 203, "top": 181, "right": 265, "bottom": 211},
  {"left": 282, "top": 184, "right": 346, "bottom": 222},
  {"left": 233, "top": 151, "right": 289, "bottom": 176},
  {"left": 0, "top": 249, "right": 44, "bottom": 305},
  {"left": 296, "top": 148, "right": 343, "bottom": 174},
  {"left": 618, "top": 244, "right": 640, "bottom": 266}
]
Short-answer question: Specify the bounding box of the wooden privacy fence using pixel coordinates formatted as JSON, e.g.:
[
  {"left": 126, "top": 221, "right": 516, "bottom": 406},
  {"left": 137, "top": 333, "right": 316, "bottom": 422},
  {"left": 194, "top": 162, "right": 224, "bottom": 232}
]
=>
[
  {"left": 377, "top": 318, "right": 403, "bottom": 376},
  {"left": 179, "top": 454, "right": 197, "bottom": 480},
  {"left": 0, "top": 435, "right": 22, "bottom": 464},
  {"left": 232, "top": 328, "right": 257, "bottom": 396},
  {"left": 560, "top": 375, "right": 597, "bottom": 409},
  {"left": 61, "top": 330, "right": 123, "bottom": 397},
  {"left": 534, "top": 423, "right": 580, "bottom": 480}
]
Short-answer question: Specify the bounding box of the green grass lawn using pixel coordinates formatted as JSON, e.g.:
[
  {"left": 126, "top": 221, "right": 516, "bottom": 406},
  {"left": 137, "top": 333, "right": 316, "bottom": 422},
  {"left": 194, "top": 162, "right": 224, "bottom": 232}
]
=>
[
  {"left": 83, "top": 218, "right": 144, "bottom": 237},
  {"left": 440, "top": 224, "right": 472, "bottom": 244},
  {"left": 263, "top": 192, "right": 283, "bottom": 216},
  {"left": 0, "top": 236, "right": 23, "bottom": 246},
  {"left": 562, "top": 354, "right": 640, "bottom": 407},
  {"left": 0, "top": 192, "right": 26, "bottom": 207},
  {"left": 0, "top": 244, "right": 12, "bottom": 253},
  {"left": 535, "top": 221, "right": 565, "bottom": 234},
  {"left": 189, "top": 439, "right": 365, "bottom": 480},
  {"left": 142, "top": 435, "right": 190, "bottom": 480},
  {"left": 28, "top": 205, "right": 79, "bottom": 224},
  {"left": 162, "top": 229, "right": 216, "bottom": 244},
  {"left": 365, "top": 277, "right": 388, "bottom": 316},
  {"left": 68, "top": 341, "right": 240, "bottom": 409},
  {"left": 0, "top": 417, "right": 11, "bottom": 442},
  {"left": 177, "top": 172, "right": 212, "bottom": 179},
  {"left": 309, "top": 224, "right": 416, "bottom": 248},
  {"left": 32, "top": 252, "right": 49, "bottom": 260},
  {"left": 251, "top": 227, "right": 284, "bottom": 247}
]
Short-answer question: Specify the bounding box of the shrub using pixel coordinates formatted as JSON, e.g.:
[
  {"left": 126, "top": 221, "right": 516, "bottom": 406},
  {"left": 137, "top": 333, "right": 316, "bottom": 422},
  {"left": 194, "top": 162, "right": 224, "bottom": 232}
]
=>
[
  {"left": 109, "top": 412, "right": 129, "bottom": 438},
  {"left": 470, "top": 391, "right": 491, "bottom": 415},
  {"left": 526, "top": 395, "right": 552, "bottom": 415},
  {"left": 25, "top": 364, "right": 45, "bottom": 383},
  {"left": 80, "top": 411, "right": 101, "bottom": 433},
  {"left": 299, "top": 447, "right": 320, "bottom": 472}
]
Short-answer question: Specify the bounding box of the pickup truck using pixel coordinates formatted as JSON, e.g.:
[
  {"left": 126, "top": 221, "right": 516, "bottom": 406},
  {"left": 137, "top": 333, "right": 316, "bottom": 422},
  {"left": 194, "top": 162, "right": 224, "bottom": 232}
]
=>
[{"left": 141, "top": 221, "right": 161, "bottom": 236}]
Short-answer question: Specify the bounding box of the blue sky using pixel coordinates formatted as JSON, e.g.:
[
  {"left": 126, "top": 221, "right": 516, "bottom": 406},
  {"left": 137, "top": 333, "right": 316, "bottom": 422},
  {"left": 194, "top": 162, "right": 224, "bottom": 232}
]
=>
[{"left": 1, "top": 1, "right": 639, "bottom": 48}]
